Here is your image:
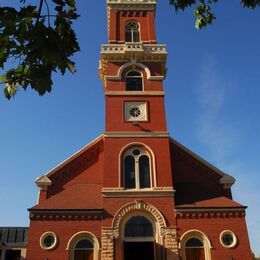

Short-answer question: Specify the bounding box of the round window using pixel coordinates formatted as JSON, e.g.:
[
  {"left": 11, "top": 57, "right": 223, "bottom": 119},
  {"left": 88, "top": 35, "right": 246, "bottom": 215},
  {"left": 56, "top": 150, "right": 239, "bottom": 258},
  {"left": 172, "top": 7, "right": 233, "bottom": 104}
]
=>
[
  {"left": 133, "top": 149, "right": 141, "bottom": 156},
  {"left": 220, "top": 230, "right": 237, "bottom": 248},
  {"left": 130, "top": 107, "right": 141, "bottom": 118},
  {"left": 40, "top": 232, "right": 58, "bottom": 250}
]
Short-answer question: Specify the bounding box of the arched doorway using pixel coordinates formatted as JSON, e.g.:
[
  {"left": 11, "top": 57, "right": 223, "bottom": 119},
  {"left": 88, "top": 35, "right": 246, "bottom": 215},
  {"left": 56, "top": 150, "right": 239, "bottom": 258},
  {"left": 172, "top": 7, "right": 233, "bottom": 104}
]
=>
[
  {"left": 185, "top": 238, "right": 205, "bottom": 260},
  {"left": 110, "top": 201, "right": 178, "bottom": 260},
  {"left": 123, "top": 216, "right": 154, "bottom": 260}
]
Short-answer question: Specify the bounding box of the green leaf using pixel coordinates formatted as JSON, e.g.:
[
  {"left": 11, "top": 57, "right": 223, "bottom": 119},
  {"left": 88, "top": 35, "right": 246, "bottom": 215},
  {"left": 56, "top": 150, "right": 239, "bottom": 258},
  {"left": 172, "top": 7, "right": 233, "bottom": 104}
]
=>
[
  {"left": 65, "top": 0, "right": 76, "bottom": 7},
  {"left": 0, "top": 74, "right": 6, "bottom": 83},
  {"left": 4, "top": 87, "right": 11, "bottom": 100}
]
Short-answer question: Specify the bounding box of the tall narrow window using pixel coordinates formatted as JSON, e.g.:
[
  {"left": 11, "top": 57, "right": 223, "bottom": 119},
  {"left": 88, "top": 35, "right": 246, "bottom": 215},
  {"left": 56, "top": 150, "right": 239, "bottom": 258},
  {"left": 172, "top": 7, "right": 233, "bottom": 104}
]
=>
[
  {"left": 126, "top": 71, "right": 143, "bottom": 91},
  {"left": 123, "top": 148, "right": 151, "bottom": 189},
  {"left": 124, "top": 155, "right": 135, "bottom": 189},
  {"left": 125, "top": 21, "right": 140, "bottom": 42},
  {"left": 74, "top": 239, "right": 94, "bottom": 260},
  {"left": 139, "top": 155, "right": 150, "bottom": 188}
]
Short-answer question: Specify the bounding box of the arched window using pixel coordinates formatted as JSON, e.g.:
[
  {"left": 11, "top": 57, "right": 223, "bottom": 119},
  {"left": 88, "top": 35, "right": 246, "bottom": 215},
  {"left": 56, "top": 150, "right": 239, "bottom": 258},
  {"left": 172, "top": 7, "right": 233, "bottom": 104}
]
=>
[
  {"left": 125, "top": 21, "right": 140, "bottom": 42},
  {"left": 185, "top": 238, "right": 205, "bottom": 260},
  {"left": 74, "top": 239, "right": 94, "bottom": 260},
  {"left": 123, "top": 147, "right": 151, "bottom": 189},
  {"left": 67, "top": 231, "right": 100, "bottom": 260},
  {"left": 125, "top": 216, "right": 153, "bottom": 238},
  {"left": 125, "top": 216, "right": 154, "bottom": 237},
  {"left": 180, "top": 230, "right": 212, "bottom": 260},
  {"left": 124, "top": 216, "right": 154, "bottom": 260},
  {"left": 126, "top": 71, "right": 143, "bottom": 91}
]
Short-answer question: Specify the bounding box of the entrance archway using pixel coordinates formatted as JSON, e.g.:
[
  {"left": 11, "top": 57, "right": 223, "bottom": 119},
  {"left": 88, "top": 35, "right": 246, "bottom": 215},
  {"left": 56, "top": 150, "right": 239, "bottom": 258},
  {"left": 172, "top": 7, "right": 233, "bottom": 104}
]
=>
[
  {"left": 112, "top": 201, "right": 167, "bottom": 260},
  {"left": 101, "top": 201, "right": 179, "bottom": 260},
  {"left": 123, "top": 216, "right": 155, "bottom": 260}
]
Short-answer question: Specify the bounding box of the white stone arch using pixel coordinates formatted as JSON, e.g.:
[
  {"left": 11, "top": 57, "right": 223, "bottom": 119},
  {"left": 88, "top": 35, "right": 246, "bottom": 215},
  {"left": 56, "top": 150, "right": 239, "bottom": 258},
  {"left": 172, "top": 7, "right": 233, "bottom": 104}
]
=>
[
  {"left": 180, "top": 229, "right": 212, "bottom": 260},
  {"left": 112, "top": 201, "right": 166, "bottom": 240},
  {"left": 120, "top": 62, "right": 151, "bottom": 80},
  {"left": 67, "top": 231, "right": 100, "bottom": 260},
  {"left": 118, "top": 142, "right": 157, "bottom": 188},
  {"left": 105, "top": 61, "right": 164, "bottom": 82}
]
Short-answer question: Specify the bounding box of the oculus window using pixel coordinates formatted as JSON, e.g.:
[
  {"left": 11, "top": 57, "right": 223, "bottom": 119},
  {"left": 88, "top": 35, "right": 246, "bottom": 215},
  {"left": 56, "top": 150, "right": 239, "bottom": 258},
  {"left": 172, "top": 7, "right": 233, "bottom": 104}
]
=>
[
  {"left": 40, "top": 232, "right": 58, "bottom": 250},
  {"left": 124, "top": 102, "right": 148, "bottom": 122},
  {"left": 220, "top": 230, "right": 237, "bottom": 248}
]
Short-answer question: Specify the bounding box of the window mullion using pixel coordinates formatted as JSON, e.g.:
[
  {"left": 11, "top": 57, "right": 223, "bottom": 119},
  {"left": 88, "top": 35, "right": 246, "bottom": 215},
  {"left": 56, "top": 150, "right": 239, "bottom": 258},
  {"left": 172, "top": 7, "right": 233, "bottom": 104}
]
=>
[
  {"left": 135, "top": 158, "right": 140, "bottom": 189},
  {"left": 131, "top": 30, "right": 134, "bottom": 43}
]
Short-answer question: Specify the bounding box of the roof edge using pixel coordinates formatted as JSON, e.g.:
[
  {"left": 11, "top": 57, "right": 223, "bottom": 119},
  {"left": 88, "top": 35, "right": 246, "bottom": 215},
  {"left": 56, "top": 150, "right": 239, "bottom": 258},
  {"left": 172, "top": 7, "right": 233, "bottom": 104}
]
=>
[
  {"left": 28, "top": 209, "right": 104, "bottom": 214},
  {"left": 38, "top": 134, "right": 104, "bottom": 179},
  {"left": 169, "top": 137, "right": 233, "bottom": 178},
  {"left": 175, "top": 206, "right": 247, "bottom": 212}
]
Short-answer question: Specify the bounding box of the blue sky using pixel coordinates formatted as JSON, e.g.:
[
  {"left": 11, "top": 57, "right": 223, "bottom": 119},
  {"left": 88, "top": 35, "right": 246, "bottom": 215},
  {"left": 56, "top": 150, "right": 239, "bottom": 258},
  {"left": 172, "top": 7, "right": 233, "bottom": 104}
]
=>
[{"left": 0, "top": 0, "right": 259, "bottom": 256}]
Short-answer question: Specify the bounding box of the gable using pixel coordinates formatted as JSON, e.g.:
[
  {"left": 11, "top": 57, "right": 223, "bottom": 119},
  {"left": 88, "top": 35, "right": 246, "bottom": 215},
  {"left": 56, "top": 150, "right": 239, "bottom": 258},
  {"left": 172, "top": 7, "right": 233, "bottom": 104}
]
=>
[
  {"left": 170, "top": 138, "right": 238, "bottom": 207},
  {"left": 33, "top": 135, "right": 104, "bottom": 209}
]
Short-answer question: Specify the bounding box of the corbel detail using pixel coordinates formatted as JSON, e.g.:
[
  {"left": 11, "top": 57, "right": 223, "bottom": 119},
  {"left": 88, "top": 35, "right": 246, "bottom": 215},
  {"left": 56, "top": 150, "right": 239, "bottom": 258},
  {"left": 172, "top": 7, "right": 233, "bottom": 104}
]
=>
[{"left": 35, "top": 175, "right": 52, "bottom": 191}]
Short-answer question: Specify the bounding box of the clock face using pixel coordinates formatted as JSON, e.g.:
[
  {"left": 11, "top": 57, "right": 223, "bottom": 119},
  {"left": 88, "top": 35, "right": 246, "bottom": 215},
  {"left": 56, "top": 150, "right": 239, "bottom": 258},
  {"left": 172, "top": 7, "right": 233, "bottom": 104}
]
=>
[{"left": 125, "top": 102, "right": 148, "bottom": 121}]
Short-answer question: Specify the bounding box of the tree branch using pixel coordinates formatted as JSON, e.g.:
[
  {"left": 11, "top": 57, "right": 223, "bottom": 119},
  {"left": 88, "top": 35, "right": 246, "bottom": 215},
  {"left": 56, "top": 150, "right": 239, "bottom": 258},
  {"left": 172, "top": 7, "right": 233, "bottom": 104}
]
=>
[
  {"left": 35, "top": 0, "right": 44, "bottom": 26},
  {"left": 43, "top": 0, "right": 51, "bottom": 27}
]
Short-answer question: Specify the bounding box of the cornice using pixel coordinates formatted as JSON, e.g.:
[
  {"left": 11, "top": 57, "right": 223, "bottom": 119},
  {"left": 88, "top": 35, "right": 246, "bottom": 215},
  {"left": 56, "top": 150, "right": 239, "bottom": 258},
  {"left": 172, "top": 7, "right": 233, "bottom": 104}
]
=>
[
  {"left": 99, "top": 44, "right": 167, "bottom": 86},
  {"left": 104, "top": 131, "right": 169, "bottom": 138},
  {"left": 105, "top": 91, "right": 165, "bottom": 96},
  {"left": 107, "top": 0, "right": 156, "bottom": 11},
  {"left": 29, "top": 209, "right": 104, "bottom": 221},
  {"left": 100, "top": 43, "right": 167, "bottom": 59},
  {"left": 175, "top": 208, "right": 246, "bottom": 219}
]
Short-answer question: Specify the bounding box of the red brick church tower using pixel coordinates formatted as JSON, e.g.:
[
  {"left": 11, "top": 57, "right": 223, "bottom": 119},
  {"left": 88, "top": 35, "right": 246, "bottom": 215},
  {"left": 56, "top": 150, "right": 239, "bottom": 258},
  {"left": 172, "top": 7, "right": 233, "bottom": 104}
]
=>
[{"left": 26, "top": 0, "right": 252, "bottom": 259}]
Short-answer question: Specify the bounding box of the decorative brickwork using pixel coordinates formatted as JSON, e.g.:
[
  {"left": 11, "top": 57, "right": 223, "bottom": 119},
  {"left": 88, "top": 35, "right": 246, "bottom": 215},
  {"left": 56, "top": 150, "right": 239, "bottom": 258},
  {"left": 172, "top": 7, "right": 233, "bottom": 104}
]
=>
[
  {"left": 161, "top": 227, "right": 179, "bottom": 256},
  {"left": 112, "top": 201, "right": 166, "bottom": 238},
  {"left": 176, "top": 210, "right": 246, "bottom": 219},
  {"left": 101, "top": 228, "right": 114, "bottom": 260}
]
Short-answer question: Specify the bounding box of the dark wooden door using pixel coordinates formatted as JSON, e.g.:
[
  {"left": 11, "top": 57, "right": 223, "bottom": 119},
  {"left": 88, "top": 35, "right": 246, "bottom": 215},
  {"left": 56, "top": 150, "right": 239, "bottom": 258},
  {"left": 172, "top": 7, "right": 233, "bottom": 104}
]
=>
[
  {"left": 5, "top": 250, "right": 21, "bottom": 260},
  {"left": 74, "top": 250, "right": 94, "bottom": 260},
  {"left": 124, "top": 241, "right": 154, "bottom": 260},
  {"left": 185, "top": 248, "right": 205, "bottom": 260}
]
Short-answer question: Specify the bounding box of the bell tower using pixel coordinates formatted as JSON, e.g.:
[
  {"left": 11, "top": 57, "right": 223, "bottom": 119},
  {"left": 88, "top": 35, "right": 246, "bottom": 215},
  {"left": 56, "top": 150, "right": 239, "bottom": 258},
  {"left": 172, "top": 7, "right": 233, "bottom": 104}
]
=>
[
  {"left": 99, "top": 0, "right": 168, "bottom": 134},
  {"left": 99, "top": 1, "right": 179, "bottom": 259}
]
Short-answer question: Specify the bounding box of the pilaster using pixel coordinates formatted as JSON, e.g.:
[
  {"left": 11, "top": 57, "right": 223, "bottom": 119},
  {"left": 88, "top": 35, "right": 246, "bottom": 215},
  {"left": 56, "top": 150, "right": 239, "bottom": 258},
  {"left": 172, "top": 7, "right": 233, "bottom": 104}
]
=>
[
  {"left": 161, "top": 227, "right": 180, "bottom": 259},
  {"left": 101, "top": 228, "right": 115, "bottom": 260}
]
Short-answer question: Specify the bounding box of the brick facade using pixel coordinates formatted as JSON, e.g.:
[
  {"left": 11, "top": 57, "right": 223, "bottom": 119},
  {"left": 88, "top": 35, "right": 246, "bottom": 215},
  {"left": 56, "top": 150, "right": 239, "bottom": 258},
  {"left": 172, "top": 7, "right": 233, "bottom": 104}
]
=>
[{"left": 26, "top": 0, "right": 252, "bottom": 259}]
